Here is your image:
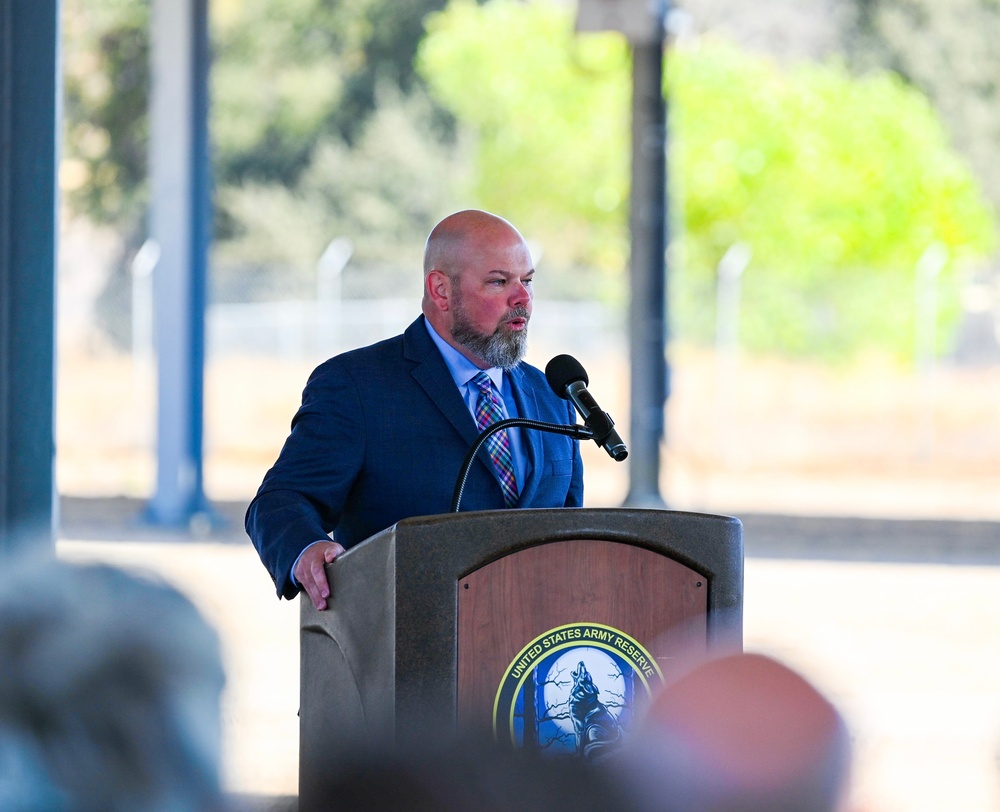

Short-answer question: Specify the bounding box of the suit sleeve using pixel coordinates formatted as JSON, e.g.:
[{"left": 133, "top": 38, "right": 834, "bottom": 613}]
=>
[{"left": 245, "top": 360, "right": 366, "bottom": 599}]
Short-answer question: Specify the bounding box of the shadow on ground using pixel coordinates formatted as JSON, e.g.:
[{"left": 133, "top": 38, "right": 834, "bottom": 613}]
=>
[
  {"left": 740, "top": 512, "right": 1000, "bottom": 565},
  {"left": 59, "top": 495, "right": 1000, "bottom": 566},
  {"left": 229, "top": 793, "right": 297, "bottom": 812}
]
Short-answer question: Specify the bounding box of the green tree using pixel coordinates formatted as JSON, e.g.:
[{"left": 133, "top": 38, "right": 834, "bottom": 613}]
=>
[
  {"left": 203, "top": 0, "right": 469, "bottom": 291},
  {"left": 211, "top": 0, "right": 453, "bottom": 190},
  {"left": 670, "top": 41, "right": 995, "bottom": 356},
  {"left": 418, "top": 0, "right": 996, "bottom": 358},
  {"left": 418, "top": 0, "right": 632, "bottom": 300},
  {"left": 63, "top": 0, "right": 455, "bottom": 208},
  {"left": 843, "top": 0, "right": 1000, "bottom": 215},
  {"left": 62, "top": 0, "right": 151, "bottom": 346},
  {"left": 62, "top": 0, "right": 466, "bottom": 312},
  {"left": 213, "top": 85, "right": 471, "bottom": 301},
  {"left": 63, "top": 0, "right": 149, "bottom": 231}
]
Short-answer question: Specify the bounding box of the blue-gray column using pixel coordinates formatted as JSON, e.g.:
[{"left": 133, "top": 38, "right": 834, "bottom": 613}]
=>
[
  {"left": 623, "top": 33, "right": 669, "bottom": 508},
  {"left": 147, "top": 0, "right": 213, "bottom": 526},
  {"left": 0, "top": 1, "right": 59, "bottom": 556}
]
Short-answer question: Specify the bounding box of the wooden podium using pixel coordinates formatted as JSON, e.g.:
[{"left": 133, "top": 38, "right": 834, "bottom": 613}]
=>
[{"left": 299, "top": 507, "right": 742, "bottom": 801}]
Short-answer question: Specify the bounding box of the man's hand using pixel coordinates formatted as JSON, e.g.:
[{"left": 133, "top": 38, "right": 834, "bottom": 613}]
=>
[{"left": 294, "top": 541, "right": 346, "bottom": 611}]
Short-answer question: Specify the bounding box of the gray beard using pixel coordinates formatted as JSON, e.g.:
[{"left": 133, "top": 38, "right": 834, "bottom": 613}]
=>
[{"left": 451, "top": 306, "right": 529, "bottom": 370}]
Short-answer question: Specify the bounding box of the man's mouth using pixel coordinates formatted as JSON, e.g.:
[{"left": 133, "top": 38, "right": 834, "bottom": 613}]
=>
[{"left": 502, "top": 309, "right": 531, "bottom": 331}]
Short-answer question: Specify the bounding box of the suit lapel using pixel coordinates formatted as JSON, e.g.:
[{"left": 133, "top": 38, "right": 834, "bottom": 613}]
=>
[
  {"left": 508, "top": 364, "right": 541, "bottom": 507},
  {"left": 404, "top": 317, "right": 481, "bottom": 450},
  {"left": 405, "top": 318, "right": 536, "bottom": 504}
]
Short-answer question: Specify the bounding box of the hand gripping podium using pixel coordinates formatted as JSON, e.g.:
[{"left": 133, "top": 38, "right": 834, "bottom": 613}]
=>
[{"left": 299, "top": 507, "right": 742, "bottom": 798}]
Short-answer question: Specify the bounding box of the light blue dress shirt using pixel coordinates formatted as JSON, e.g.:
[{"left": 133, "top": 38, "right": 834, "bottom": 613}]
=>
[{"left": 423, "top": 318, "right": 530, "bottom": 488}]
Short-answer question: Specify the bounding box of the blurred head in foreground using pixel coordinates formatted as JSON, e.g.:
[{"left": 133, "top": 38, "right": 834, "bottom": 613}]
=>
[
  {"left": 618, "top": 652, "right": 852, "bottom": 812},
  {"left": 305, "top": 730, "right": 629, "bottom": 812},
  {"left": 0, "top": 557, "right": 226, "bottom": 811}
]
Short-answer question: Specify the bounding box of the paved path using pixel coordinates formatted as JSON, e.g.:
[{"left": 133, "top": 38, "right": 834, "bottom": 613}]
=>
[{"left": 57, "top": 498, "right": 1000, "bottom": 811}]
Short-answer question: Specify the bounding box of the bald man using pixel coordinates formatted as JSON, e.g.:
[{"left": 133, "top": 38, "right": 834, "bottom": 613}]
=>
[{"left": 246, "top": 210, "right": 584, "bottom": 609}]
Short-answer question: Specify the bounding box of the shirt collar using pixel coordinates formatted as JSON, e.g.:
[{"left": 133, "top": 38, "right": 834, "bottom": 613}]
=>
[{"left": 424, "top": 317, "right": 504, "bottom": 390}]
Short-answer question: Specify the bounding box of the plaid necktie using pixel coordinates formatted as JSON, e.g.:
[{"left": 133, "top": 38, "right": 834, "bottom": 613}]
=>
[{"left": 471, "top": 371, "right": 519, "bottom": 507}]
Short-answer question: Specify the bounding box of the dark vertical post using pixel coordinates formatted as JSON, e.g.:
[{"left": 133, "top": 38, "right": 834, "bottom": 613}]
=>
[
  {"left": 189, "top": 0, "right": 211, "bottom": 518},
  {"left": 0, "top": 1, "right": 59, "bottom": 557},
  {"left": 147, "top": 0, "right": 213, "bottom": 526},
  {"left": 624, "top": 31, "right": 669, "bottom": 508}
]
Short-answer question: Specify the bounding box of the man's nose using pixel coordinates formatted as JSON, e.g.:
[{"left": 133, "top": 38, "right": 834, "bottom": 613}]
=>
[{"left": 510, "top": 280, "right": 532, "bottom": 307}]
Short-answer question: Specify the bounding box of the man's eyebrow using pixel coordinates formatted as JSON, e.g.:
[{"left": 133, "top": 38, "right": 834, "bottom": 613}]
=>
[{"left": 485, "top": 268, "right": 535, "bottom": 277}]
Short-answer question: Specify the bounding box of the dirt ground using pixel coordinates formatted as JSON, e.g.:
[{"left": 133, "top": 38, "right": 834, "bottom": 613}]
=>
[
  {"left": 55, "top": 517, "right": 1000, "bottom": 812},
  {"left": 56, "top": 343, "right": 1000, "bottom": 522},
  {"left": 52, "top": 346, "right": 1000, "bottom": 811}
]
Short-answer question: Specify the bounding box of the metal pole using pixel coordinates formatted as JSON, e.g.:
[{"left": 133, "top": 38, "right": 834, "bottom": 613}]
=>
[
  {"left": 147, "top": 0, "right": 213, "bottom": 526},
  {"left": 131, "top": 239, "right": 159, "bottom": 449},
  {"left": 316, "top": 237, "right": 353, "bottom": 357},
  {"left": 623, "top": 33, "right": 669, "bottom": 508},
  {"left": 0, "top": 1, "right": 59, "bottom": 557},
  {"left": 714, "top": 242, "right": 751, "bottom": 461},
  {"left": 914, "top": 242, "right": 947, "bottom": 459}
]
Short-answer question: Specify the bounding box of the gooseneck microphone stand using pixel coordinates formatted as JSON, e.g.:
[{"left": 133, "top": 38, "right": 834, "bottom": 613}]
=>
[{"left": 450, "top": 418, "right": 594, "bottom": 513}]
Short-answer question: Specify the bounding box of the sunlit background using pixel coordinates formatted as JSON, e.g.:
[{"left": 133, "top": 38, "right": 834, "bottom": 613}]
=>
[{"left": 56, "top": 0, "right": 1000, "bottom": 810}]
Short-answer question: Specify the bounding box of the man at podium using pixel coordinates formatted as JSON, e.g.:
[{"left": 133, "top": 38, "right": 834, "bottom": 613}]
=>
[{"left": 246, "top": 210, "right": 584, "bottom": 610}]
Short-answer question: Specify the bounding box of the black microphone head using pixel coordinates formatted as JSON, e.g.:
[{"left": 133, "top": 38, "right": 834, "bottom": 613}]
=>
[{"left": 545, "top": 354, "right": 588, "bottom": 398}]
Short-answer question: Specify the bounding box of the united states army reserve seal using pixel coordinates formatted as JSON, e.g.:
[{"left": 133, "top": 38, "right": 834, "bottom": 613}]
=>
[{"left": 493, "top": 622, "right": 664, "bottom": 760}]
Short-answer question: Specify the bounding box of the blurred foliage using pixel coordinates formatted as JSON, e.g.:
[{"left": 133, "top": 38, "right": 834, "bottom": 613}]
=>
[
  {"left": 419, "top": 0, "right": 633, "bottom": 302},
  {"left": 671, "top": 40, "right": 995, "bottom": 357},
  {"left": 210, "top": 0, "right": 469, "bottom": 299},
  {"left": 844, "top": 0, "right": 1000, "bottom": 215},
  {"left": 213, "top": 85, "right": 472, "bottom": 301},
  {"left": 61, "top": 0, "right": 998, "bottom": 359},
  {"left": 211, "top": 0, "right": 454, "bottom": 185},
  {"left": 419, "top": 0, "right": 995, "bottom": 359},
  {"left": 62, "top": 0, "right": 150, "bottom": 232},
  {"left": 62, "top": 0, "right": 464, "bottom": 305},
  {"left": 62, "top": 1, "right": 151, "bottom": 349}
]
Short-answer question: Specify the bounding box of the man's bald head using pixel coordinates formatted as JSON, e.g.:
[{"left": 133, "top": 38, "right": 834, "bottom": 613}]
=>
[
  {"left": 420, "top": 209, "right": 535, "bottom": 369},
  {"left": 423, "top": 209, "right": 526, "bottom": 279}
]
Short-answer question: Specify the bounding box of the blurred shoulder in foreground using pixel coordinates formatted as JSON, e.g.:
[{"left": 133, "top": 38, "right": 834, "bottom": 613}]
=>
[
  {"left": 618, "top": 652, "right": 853, "bottom": 812},
  {"left": 0, "top": 555, "right": 227, "bottom": 812}
]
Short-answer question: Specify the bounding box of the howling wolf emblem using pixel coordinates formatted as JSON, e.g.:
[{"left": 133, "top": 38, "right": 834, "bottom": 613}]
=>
[{"left": 568, "top": 661, "right": 623, "bottom": 760}]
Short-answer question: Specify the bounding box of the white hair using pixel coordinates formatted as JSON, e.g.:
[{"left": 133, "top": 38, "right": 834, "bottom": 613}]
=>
[{"left": 0, "top": 556, "right": 226, "bottom": 811}]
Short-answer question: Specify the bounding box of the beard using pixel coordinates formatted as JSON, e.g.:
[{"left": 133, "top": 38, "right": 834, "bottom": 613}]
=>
[{"left": 451, "top": 301, "right": 530, "bottom": 370}]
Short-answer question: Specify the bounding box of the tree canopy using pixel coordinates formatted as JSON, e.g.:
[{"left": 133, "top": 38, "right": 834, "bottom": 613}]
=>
[
  {"left": 419, "top": 0, "right": 995, "bottom": 357},
  {"left": 843, "top": 0, "right": 1000, "bottom": 215},
  {"left": 62, "top": 0, "right": 462, "bottom": 305},
  {"left": 671, "top": 38, "right": 995, "bottom": 355},
  {"left": 61, "top": 0, "right": 998, "bottom": 359}
]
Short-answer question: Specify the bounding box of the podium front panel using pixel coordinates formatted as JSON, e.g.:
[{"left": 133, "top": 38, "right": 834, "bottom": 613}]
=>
[
  {"left": 300, "top": 507, "right": 741, "bottom": 797},
  {"left": 456, "top": 538, "right": 707, "bottom": 737}
]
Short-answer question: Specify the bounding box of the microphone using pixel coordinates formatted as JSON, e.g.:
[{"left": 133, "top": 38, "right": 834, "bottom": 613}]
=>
[{"left": 545, "top": 354, "right": 628, "bottom": 462}]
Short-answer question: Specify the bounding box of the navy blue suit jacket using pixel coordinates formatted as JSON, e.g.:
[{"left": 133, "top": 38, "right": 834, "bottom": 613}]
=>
[{"left": 246, "top": 316, "right": 584, "bottom": 598}]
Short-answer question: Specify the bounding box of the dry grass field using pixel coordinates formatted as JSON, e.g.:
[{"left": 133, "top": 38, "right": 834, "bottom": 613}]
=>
[
  {"left": 56, "top": 343, "right": 1000, "bottom": 521},
  {"left": 54, "top": 343, "right": 1000, "bottom": 811}
]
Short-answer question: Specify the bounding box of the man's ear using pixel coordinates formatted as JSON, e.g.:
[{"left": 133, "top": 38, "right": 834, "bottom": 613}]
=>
[{"left": 425, "top": 270, "right": 452, "bottom": 312}]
